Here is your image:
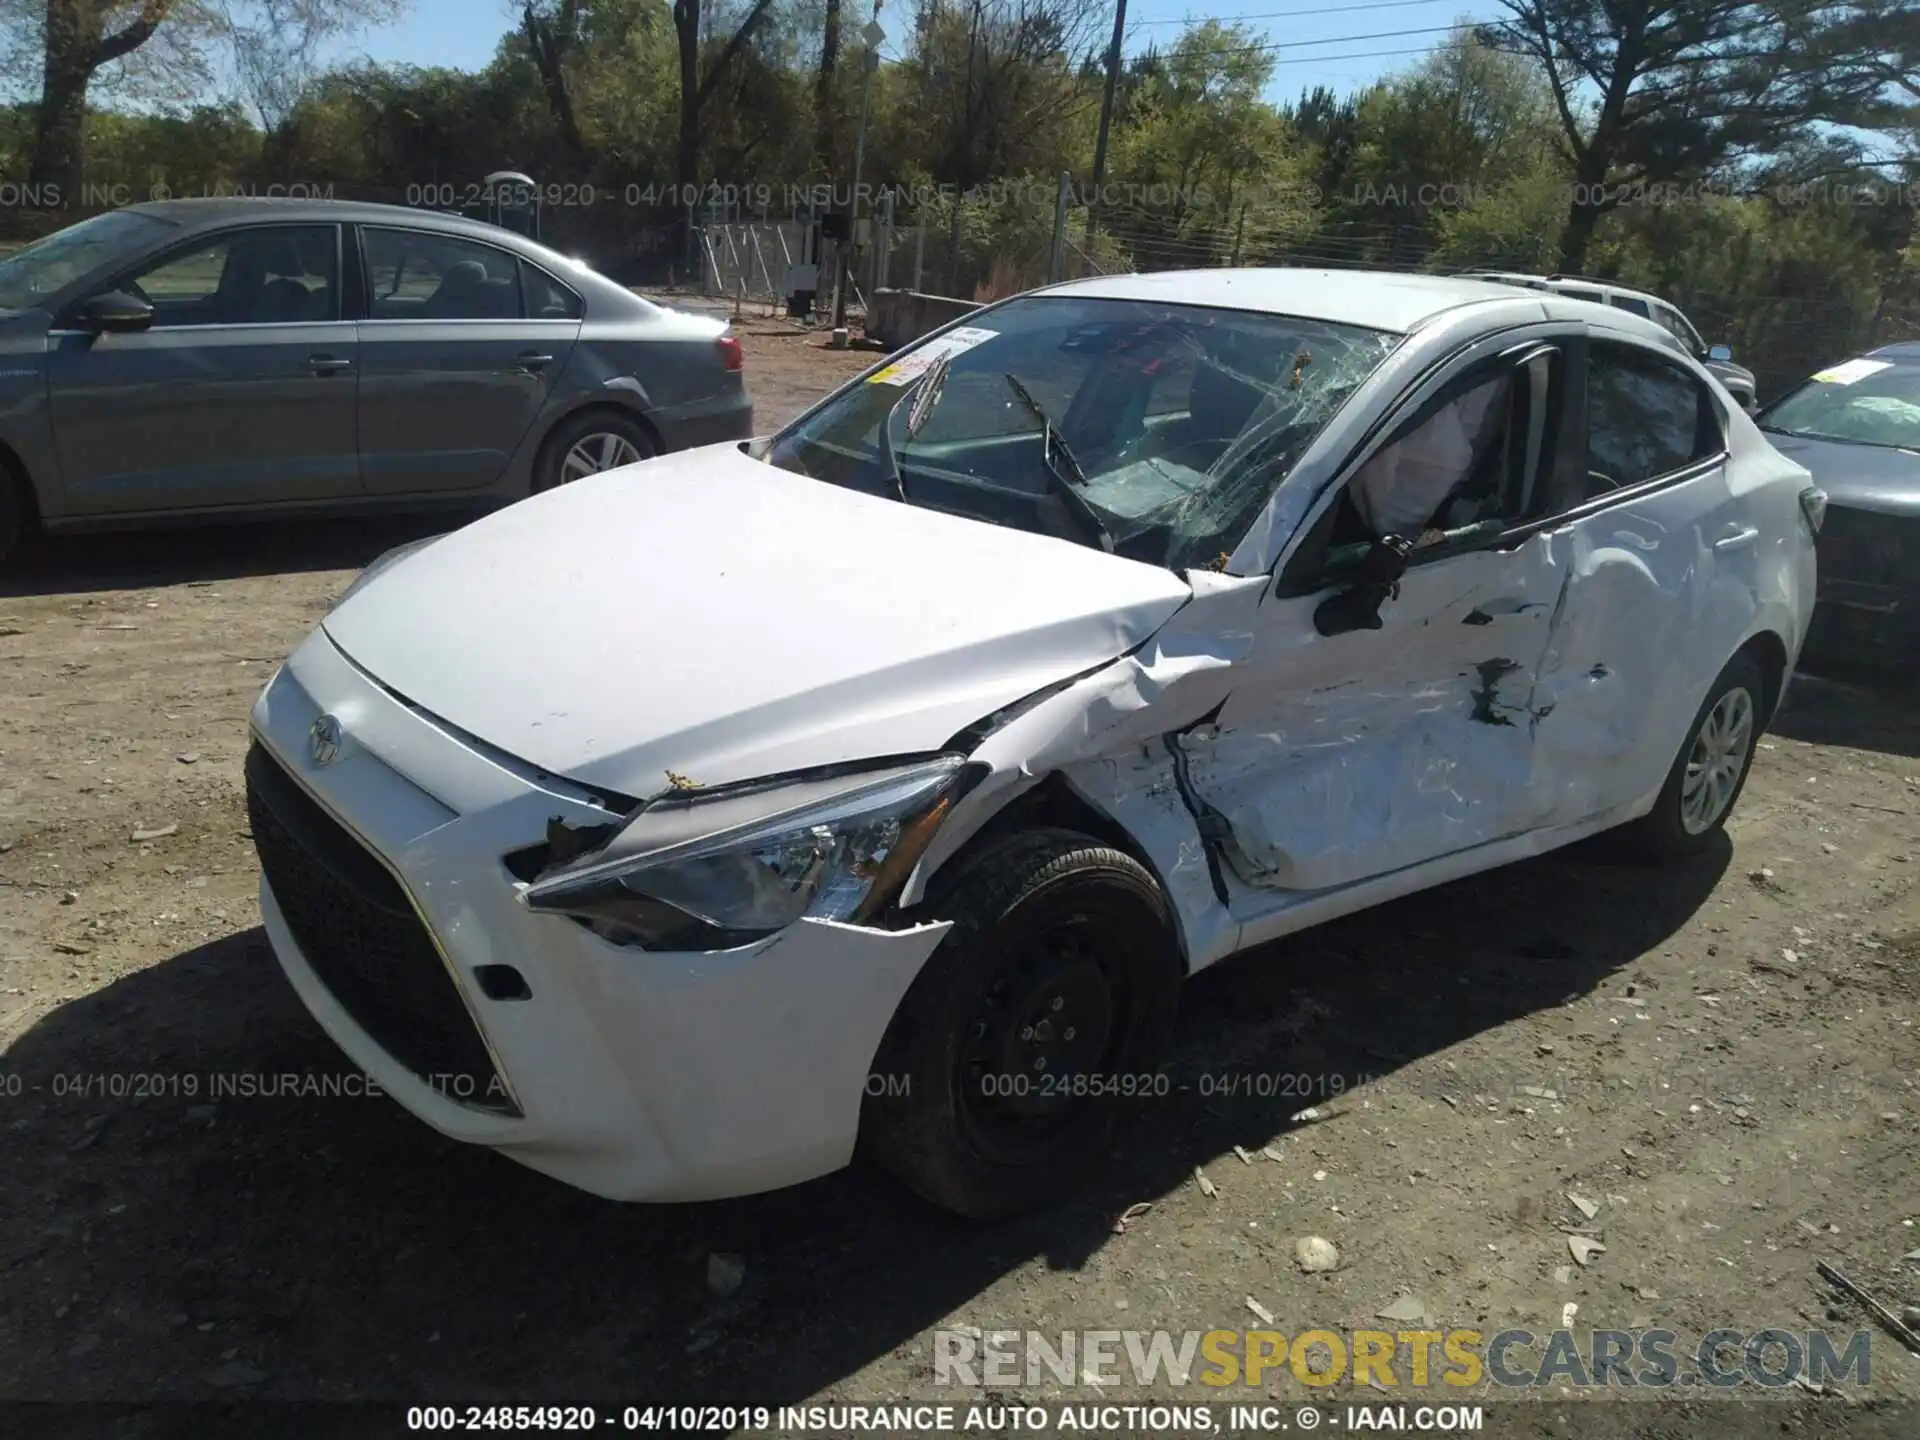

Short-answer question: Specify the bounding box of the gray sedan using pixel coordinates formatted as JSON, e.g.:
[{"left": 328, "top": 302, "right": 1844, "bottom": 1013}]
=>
[
  {"left": 0, "top": 198, "right": 753, "bottom": 566},
  {"left": 1756, "top": 342, "right": 1920, "bottom": 672}
]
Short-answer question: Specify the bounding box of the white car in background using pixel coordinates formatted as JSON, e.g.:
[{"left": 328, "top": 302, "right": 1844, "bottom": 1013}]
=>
[
  {"left": 247, "top": 269, "right": 1822, "bottom": 1218},
  {"left": 1456, "top": 270, "right": 1759, "bottom": 411}
]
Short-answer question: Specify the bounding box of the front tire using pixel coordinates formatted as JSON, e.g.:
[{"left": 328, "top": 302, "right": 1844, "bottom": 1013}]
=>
[
  {"left": 532, "top": 410, "right": 656, "bottom": 493},
  {"left": 862, "top": 828, "right": 1182, "bottom": 1219},
  {"left": 1624, "top": 652, "right": 1763, "bottom": 858}
]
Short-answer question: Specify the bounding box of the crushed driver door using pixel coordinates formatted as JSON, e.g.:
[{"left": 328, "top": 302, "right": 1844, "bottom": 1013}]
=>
[{"left": 1175, "top": 331, "right": 1580, "bottom": 894}]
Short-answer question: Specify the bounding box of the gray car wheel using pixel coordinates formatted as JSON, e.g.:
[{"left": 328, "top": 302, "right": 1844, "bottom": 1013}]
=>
[{"left": 533, "top": 412, "right": 657, "bottom": 493}]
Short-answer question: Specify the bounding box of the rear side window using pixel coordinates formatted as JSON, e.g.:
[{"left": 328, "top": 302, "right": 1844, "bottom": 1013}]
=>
[
  {"left": 1610, "top": 294, "right": 1651, "bottom": 317},
  {"left": 521, "top": 261, "right": 583, "bottom": 320},
  {"left": 1561, "top": 287, "right": 1604, "bottom": 303},
  {"left": 1585, "top": 343, "right": 1718, "bottom": 495},
  {"left": 363, "top": 228, "right": 522, "bottom": 320}
]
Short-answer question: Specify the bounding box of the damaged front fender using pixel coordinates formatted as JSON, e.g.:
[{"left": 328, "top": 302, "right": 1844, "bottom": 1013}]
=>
[{"left": 900, "top": 570, "right": 1269, "bottom": 971}]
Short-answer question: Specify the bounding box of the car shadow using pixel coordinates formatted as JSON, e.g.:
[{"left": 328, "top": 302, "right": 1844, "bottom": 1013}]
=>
[
  {"left": 0, "top": 512, "right": 470, "bottom": 599},
  {"left": 1772, "top": 670, "right": 1920, "bottom": 761},
  {"left": 0, "top": 836, "right": 1727, "bottom": 1412}
]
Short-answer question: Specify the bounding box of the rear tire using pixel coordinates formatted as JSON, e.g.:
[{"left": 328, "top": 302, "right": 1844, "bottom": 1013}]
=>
[
  {"left": 862, "top": 827, "right": 1182, "bottom": 1220},
  {"left": 1622, "top": 652, "right": 1764, "bottom": 859},
  {"left": 532, "top": 410, "right": 656, "bottom": 493}
]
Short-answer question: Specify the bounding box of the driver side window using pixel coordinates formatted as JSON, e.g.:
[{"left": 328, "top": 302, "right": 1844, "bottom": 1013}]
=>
[
  {"left": 117, "top": 225, "right": 339, "bottom": 327},
  {"left": 1278, "top": 343, "right": 1560, "bottom": 596}
]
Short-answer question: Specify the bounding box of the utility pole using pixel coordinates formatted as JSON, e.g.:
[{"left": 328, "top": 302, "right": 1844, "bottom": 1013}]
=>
[
  {"left": 1084, "top": 0, "right": 1127, "bottom": 250},
  {"left": 1049, "top": 171, "right": 1070, "bottom": 282},
  {"left": 833, "top": 5, "right": 886, "bottom": 335}
]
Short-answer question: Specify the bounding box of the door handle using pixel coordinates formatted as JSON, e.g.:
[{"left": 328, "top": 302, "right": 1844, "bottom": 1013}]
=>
[
  {"left": 307, "top": 354, "right": 352, "bottom": 374},
  {"left": 1713, "top": 525, "right": 1760, "bottom": 554},
  {"left": 515, "top": 351, "right": 555, "bottom": 371}
]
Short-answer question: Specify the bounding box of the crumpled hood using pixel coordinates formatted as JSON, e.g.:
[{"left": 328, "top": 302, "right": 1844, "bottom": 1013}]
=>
[
  {"left": 1762, "top": 431, "right": 1920, "bottom": 517},
  {"left": 322, "top": 442, "right": 1194, "bottom": 796}
]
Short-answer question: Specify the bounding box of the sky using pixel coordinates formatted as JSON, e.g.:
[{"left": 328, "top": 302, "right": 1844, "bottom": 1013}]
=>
[{"left": 341, "top": 0, "right": 1506, "bottom": 103}]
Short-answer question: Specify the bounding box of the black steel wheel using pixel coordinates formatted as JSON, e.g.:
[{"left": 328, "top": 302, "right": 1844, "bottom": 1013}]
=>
[{"left": 862, "top": 827, "right": 1181, "bottom": 1218}]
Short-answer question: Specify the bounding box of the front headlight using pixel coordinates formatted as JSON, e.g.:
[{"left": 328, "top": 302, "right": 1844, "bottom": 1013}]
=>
[{"left": 521, "top": 756, "right": 973, "bottom": 950}]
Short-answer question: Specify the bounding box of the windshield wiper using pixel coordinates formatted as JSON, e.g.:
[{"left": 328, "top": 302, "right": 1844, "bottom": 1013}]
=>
[
  {"left": 1003, "top": 372, "right": 1114, "bottom": 552},
  {"left": 1762, "top": 422, "right": 1914, "bottom": 452},
  {"left": 876, "top": 352, "right": 954, "bottom": 502}
]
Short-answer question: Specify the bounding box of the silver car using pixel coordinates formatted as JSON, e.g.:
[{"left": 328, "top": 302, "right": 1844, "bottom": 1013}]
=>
[
  {"left": 1457, "top": 271, "right": 1758, "bottom": 410},
  {"left": 247, "top": 269, "right": 1819, "bottom": 1217},
  {"left": 0, "top": 198, "right": 752, "bottom": 566}
]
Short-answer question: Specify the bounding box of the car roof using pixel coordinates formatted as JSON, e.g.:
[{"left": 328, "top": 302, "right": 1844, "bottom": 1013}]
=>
[
  {"left": 1040, "top": 267, "right": 1559, "bottom": 335},
  {"left": 106, "top": 196, "right": 647, "bottom": 313},
  {"left": 1465, "top": 270, "right": 1669, "bottom": 305},
  {"left": 1867, "top": 340, "right": 1920, "bottom": 363},
  {"left": 124, "top": 196, "right": 536, "bottom": 247}
]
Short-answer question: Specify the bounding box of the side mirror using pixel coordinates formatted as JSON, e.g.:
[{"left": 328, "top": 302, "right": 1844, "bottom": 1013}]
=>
[
  {"left": 75, "top": 290, "right": 155, "bottom": 334},
  {"left": 1313, "top": 535, "right": 1412, "bottom": 637},
  {"left": 1707, "top": 343, "right": 1733, "bottom": 363}
]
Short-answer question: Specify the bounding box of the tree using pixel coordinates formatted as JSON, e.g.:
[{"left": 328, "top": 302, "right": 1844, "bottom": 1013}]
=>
[
  {"left": 7, "top": 0, "right": 403, "bottom": 197},
  {"left": 218, "top": 0, "right": 405, "bottom": 131},
  {"left": 900, "top": 0, "right": 1103, "bottom": 191},
  {"left": 519, "top": 0, "right": 591, "bottom": 167},
  {"left": 1343, "top": 32, "right": 1559, "bottom": 264},
  {"left": 25, "top": 1, "right": 173, "bottom": 193},
  {"left": 1481, "top": 0, "right": 1904, "bottom": 271},
  {"left": 671, "top": 0, "right": 778, "bottom": 190},
  {"left": 1104, "top": 22, "right": 1313, "bottom": 266},
  {"left": 813, "top": 0, "right": 838, "bottom": 176}
]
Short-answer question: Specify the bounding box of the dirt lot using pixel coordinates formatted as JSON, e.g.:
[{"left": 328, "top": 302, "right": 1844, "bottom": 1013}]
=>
[{"left": 2, "top": 323, "right": 1917, "bottom": 1437}]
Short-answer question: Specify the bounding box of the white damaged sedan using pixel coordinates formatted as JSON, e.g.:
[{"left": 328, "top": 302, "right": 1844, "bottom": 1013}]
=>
[{"left": 248, "top": 269, "right": 1823, "bottom": 1217}]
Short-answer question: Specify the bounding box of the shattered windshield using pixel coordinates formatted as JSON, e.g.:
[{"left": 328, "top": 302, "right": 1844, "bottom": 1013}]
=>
[
  {"left": 767, "top": 295, "right": 1400, "bottom": 573},
  {"left": 1760, "top": 359, "right": 1920, "bottom": 452}
]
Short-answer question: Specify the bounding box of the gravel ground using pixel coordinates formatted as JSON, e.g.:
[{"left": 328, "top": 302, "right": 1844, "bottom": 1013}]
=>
[{"left": 1, "top": 324, "right": 1917, "bottom": 1436}]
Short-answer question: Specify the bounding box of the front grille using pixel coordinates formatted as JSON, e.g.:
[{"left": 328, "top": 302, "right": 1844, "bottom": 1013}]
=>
[
  {"left": 246, "top": 742, "right": 517, "bottom": 1115},
  {"left": 1815, "top": 504, "right": 1912, "bottom": 606}
]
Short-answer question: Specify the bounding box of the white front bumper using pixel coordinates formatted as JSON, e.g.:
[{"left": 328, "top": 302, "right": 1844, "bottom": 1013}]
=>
[{"left": 250, "top": 627, "right": 950, "bottom": 1202}]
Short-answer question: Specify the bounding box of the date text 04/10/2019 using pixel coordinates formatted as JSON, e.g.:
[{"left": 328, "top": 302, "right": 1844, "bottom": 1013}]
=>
[{"left": 404, "top": 1403, "right": 1488, "bottom": 1433}]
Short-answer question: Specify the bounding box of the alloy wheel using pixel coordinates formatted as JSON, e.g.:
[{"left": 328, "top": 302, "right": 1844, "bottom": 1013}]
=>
[
  {"left": 559, "top": 432, "right": 644, "bottom": 483},
  {"left": 1680, "top": 685, "right": 1755, "bottom": 834}
]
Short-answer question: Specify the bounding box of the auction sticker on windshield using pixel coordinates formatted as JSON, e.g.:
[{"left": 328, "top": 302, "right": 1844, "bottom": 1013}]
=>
[
  {"left": 1811, "top": 358, "right": 1893, "bottom": 385},
  {"left": 867, "top": 327, "right": 999, "bottom": 385}
]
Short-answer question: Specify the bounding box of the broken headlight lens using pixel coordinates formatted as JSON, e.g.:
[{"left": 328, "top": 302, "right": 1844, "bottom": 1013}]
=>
[{"left": 520, "top": 756, "right": 970, "bottom": 950}]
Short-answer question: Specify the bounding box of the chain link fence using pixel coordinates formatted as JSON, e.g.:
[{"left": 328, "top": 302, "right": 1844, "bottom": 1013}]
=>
[{"left": 3, "top": 167, "right": 1911, "bottom": 400}]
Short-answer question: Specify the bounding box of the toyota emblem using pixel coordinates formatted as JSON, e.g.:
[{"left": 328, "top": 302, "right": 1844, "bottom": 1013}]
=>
[{"left": 308, "top": 714, "right": 343, "bottom": 767}]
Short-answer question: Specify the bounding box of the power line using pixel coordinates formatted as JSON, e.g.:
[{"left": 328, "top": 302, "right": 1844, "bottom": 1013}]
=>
[
  {"left": 1175, "top": 21, "right": 1465, "bottom": 48},
  {"left": 1134, "top": 0, "right": 1467, "bottom": 25},
  {"left": 1135, "top": 22, "right": 1473, "bottom": 63},
  {"left": 1143, "top": 41, "right": 1457, "bottom": 66}
]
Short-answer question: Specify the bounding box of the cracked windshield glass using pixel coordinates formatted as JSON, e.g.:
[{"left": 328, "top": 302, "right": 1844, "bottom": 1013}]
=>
[
  {"left": 1761, "top": 358, "right": 1920, "bottom": 451},
  {"left": 766, "top": 295, "right": 1400, "bottom": 573}
]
